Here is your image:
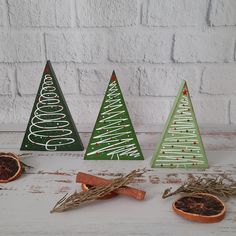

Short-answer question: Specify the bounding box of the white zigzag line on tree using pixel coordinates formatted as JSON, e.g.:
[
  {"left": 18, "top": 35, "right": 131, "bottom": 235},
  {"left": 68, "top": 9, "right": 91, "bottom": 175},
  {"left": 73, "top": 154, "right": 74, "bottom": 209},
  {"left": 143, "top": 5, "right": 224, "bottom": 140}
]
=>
[{"left": 87, "top": 80, "right": 141, "bottom": 159}]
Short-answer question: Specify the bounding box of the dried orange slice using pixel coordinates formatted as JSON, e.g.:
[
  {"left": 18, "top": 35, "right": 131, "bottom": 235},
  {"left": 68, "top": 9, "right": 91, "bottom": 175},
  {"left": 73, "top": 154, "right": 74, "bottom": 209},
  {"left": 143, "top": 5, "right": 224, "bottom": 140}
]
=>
[
  {"left": 81, "top": 183, "right": 117, "bottom": 200},
  {"left": 173, "top": 193, "right": 226, "bottom": 223},
  {"left": 0, "top": 152, "right": 22, "bottom": 183}
]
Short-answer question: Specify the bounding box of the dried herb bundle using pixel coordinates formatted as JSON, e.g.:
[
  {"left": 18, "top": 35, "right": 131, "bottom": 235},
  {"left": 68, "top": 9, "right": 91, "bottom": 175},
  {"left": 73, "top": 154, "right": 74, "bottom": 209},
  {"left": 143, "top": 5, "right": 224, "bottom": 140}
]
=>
[
  {"left": 51, "top": 169, "right": 146, "bottom": 213},
  {"left": 162, "top": 176, "right": 236, "bottom": 199}
]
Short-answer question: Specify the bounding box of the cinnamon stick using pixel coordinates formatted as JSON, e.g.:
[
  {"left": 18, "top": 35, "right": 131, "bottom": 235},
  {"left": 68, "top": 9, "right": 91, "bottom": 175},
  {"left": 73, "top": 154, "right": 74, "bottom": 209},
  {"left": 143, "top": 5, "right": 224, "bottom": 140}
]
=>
[{"left": 76, "top": 172, "right": 146, "bottom": 200}]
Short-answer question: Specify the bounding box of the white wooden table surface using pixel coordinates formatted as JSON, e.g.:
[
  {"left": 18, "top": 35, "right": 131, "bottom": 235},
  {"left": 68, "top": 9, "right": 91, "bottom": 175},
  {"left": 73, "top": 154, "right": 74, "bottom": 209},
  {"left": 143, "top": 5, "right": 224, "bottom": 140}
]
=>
[{"left": 1, "top": 126, "right": 236, "bottom": 236}]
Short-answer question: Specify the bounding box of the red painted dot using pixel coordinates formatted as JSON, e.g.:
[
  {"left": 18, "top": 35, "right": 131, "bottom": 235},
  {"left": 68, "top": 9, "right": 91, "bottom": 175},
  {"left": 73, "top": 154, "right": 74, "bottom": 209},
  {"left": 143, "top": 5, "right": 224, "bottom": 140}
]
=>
[
  {"left": 44, "top": 65, "right": 50, "bottom": 73},
  {"left": 96, "top": 152, "right": 99, "bottom": 155},
  {"left": 194, "top": 141, "right": 197, "bottom": 145},
  {"left": 183, "top": 89, "right": 188, "bottom": 96},
  {"left": 111, "top": 72, "right": 117, "bottom": 81}
]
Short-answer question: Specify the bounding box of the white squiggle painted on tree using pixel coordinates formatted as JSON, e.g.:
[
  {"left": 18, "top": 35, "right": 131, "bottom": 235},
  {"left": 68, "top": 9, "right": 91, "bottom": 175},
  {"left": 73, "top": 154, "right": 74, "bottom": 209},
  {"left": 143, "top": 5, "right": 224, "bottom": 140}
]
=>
[
  {"left": 87, "top": 80, "right": 140, "bottom": 159},
  {"left": 27, "top": 74, "right": 75, "bottom": 151},
  {"left": 157, "top": 95, "right": 203, "bottom": 166}
]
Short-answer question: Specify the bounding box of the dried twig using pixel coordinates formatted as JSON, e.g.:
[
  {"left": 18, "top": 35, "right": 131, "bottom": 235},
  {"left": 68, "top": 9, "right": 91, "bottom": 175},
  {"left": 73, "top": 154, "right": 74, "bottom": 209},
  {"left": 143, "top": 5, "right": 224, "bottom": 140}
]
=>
[
  {"left": 51, "top": 169, "right": 146, "bottom": 213},
  {"left": 20, "top": 161, "right": 33, "bottom": 170},
  {"left": 162, "top": 175, "right": 236, "bottom": 199}
]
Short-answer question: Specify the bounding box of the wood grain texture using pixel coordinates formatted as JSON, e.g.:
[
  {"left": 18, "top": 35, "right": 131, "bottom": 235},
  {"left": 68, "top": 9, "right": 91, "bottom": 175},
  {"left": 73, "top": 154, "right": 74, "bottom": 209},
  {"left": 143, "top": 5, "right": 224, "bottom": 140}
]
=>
[{"left": 0, "top": 131, "right": 236, "bottom": 235}]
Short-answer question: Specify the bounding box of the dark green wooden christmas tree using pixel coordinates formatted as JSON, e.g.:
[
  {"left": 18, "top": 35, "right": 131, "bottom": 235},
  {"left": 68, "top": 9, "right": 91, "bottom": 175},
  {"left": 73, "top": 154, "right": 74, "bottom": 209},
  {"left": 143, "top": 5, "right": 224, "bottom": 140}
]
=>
[
  {"left": 84, "top": 71, "right": 144, "bottom": 160},
  {"left": 151, "top": 81, "right": 208, "bottom": 168},
  {"left": 20, "top": 61, "right": 84, "bottom": 151}
]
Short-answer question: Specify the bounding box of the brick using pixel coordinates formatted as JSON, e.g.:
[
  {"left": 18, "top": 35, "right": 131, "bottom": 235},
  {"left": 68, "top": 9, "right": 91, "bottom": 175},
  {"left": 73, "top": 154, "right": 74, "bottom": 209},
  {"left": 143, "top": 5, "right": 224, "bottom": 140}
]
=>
[
  {"left": 56, "top": 0, "right": 72, "bottom": 27},
  {"left": 16, "top": 63, "right": 77, "bottom": 95},
  {"left": 0, "top": 0, "right": 5, "bottom": 26},
  {"left": 201, "top": 65, "right": 236, "bottom": 95},
  {"left": 78, "top": 67, "right": 139, "bottom": 96},
  {"left": 209, "top": 0, "right": 236, "bottom": 26},
  {"left": 45, "top": 32, "right": 105, "bottom": 63},
  {"left": 76, "top": 0, "right": 137, "bottom": 27},
  {"left": 8, "top": 0, "right": 55, "bottom": 27},
  {"left": 0, "top": 32, "right": 42, "bottom": 62},
  {"left": 230, "top": 99, "right": 236, "bottom": 124},
  {"left": 0, "top": 65, "right": 14, "bottom": 95},
  {"left": 140, "top": 66, "right": 200, "bottom": 96},
  {"left": 108, "top": 31, "right": 172, "bottom": 63},
  {"left": 143, "top": 0, "right": 208, "bottom": 26},
  {"left": 126, "top": 97, "right": 170, "bottom": 125},
  {"left": 174, "top": 31, "right": 234, "bottom": 62},
  {"left": 192, "top": 98, "right": 228, "bottom": 124}
]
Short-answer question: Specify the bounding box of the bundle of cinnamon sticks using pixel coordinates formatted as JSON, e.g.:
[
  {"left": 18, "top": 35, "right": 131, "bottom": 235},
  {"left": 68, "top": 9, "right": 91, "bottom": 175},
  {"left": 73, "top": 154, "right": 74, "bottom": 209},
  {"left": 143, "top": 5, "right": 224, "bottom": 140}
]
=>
[{"left": 51, "top": 169, "right": 146, "bottom": 213}]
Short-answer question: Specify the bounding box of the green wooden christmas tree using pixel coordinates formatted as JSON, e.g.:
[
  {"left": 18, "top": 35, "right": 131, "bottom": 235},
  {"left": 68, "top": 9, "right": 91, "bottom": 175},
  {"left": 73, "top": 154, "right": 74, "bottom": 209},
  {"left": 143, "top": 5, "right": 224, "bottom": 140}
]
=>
[
  {"left": 20, "top": 61, "right": 84, "bottom": 151},
  {"left": 151, "top": 81, "right": 208, "bottom": 168},
  {"left": 84, "top": 71, "right": 144, "bottom": 160}
]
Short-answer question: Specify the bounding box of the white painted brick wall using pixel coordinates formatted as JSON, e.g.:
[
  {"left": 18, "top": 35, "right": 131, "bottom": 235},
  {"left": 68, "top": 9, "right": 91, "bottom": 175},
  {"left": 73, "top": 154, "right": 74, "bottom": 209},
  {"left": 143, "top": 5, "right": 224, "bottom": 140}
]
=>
[{"left": 0, "top": 0, "right": 235, "bottom": 127}]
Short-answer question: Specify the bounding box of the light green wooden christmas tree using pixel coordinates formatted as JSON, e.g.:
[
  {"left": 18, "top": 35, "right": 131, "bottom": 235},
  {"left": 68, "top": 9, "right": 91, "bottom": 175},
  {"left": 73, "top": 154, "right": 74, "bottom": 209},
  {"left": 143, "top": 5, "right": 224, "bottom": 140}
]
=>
[
  {"left": 84, "top": 71, "right": 144, "bottom": 160},
  {"left": 151, "top": 81, "right": 208, "bottom": 168}
]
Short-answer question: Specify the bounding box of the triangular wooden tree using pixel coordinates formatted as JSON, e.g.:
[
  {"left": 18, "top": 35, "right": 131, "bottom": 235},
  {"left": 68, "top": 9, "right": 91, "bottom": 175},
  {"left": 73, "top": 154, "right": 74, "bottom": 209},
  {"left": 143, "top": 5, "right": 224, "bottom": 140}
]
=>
[
  {"left": 20, "top": 61, "right": 84, "bottom": 151},
  {"left": 151, "top": 81, "right": 208, "bottom": 168},
  {"left": 84, "top": 71, "right": 144, "bottom": 160}
]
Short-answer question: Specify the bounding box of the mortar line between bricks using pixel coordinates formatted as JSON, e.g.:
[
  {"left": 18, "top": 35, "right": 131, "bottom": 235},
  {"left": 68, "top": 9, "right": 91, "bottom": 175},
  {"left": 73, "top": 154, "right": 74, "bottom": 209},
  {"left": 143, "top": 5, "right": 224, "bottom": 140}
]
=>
[
  {"left": 13, "top": 64, "right": 20, "bottom": 97},
  {"left": 170, "top": 34, "right": 175, "bottom": 62},
  {"left": 199, "top": 66, "right": 205, "bottom": 94},
  {"left": 43, "top": 33, "right": 47, "bottom": 61},
  {"left": 139, "top": 0, "right": 144, "bottom": 25},
  {"left": 2, "top": 62, "right": 236, "bottom": 67},
  {"left": 206, "top": 0, "right": 212, "bottom": 27},
  {"left": 4, "top": 0, "right": 11, "bottom": 27},
  {"left": 7, "top": 24, "right": 236, "bottom": 32},
  {"left": 71, "top": 0, "right": 77, "bottom": 28}
]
